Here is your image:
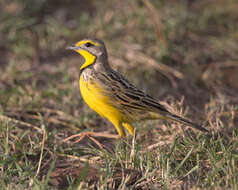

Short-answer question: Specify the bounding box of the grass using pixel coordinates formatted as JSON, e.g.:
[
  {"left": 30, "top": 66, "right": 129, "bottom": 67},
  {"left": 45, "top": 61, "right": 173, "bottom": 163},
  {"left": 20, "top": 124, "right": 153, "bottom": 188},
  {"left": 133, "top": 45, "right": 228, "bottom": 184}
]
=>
[{"left": 1, "top": 0, "right": 238, "bottom": 189}]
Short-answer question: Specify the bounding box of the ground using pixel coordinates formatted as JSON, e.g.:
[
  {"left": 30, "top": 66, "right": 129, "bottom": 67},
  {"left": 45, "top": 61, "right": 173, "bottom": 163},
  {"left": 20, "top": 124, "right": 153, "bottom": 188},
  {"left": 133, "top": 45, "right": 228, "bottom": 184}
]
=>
[{"left": 0, "top": 0, "right": 238, "bottom": 189}]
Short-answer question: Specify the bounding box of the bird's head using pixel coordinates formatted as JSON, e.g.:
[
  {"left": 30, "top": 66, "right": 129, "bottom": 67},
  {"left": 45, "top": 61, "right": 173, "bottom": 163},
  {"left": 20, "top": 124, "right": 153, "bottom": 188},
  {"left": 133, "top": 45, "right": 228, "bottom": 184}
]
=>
[{"left": 67, "top": 38, "right": 108, "bottom": 70}]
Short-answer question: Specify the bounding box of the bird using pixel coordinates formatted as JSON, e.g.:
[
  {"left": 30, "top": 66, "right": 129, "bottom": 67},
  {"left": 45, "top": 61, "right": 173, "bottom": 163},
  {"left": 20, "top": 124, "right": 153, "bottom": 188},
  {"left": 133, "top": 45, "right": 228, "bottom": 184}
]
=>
[{"left": 66, "top": 38, "right": 208, "bottom": 140}]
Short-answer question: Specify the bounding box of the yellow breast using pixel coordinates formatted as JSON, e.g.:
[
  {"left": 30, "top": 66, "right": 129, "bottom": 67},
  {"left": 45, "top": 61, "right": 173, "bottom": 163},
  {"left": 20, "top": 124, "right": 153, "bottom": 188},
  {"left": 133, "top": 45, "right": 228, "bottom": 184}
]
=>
[{"left": 79, "top": 75, "right": 123, "bottom": 122}]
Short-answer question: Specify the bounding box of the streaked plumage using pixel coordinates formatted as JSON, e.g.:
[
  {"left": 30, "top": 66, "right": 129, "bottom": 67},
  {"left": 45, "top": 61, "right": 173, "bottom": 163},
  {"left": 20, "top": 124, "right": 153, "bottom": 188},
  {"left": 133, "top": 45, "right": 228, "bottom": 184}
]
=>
[{"left": 68, "top": 38, "right": 208, "bottom": 137}]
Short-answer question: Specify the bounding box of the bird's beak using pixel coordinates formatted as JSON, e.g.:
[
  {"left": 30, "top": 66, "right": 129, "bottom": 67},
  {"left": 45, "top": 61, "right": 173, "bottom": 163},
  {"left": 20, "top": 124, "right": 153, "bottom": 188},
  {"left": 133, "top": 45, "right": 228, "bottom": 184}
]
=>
[{"left": 66, "top": 45, "right": 81, "bottom": 50}]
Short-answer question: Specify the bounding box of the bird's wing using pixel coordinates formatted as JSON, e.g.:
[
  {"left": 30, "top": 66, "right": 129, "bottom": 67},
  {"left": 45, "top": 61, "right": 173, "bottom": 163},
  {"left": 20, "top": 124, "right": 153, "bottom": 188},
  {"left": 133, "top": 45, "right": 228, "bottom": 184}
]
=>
[{"left": 98, "top": 70, "right": 170, "bottom": 114}]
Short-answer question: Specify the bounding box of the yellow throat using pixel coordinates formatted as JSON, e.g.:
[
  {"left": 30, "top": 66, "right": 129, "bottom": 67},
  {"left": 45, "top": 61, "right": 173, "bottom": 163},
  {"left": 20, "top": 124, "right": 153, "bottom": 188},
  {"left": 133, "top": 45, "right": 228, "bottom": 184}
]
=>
[{"left": 75, "top": 49, "right": 96, "bottom": 70}]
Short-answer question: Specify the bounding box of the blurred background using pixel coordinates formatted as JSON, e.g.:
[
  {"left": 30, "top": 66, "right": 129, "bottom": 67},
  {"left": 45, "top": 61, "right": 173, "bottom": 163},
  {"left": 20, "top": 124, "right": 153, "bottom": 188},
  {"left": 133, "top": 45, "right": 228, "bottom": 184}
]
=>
[
  {"left": 1, "top": 0, "right": 238, "bottom": 110},
  {"left": 0, "top": 0, "right": 238, "bottom": 189}
]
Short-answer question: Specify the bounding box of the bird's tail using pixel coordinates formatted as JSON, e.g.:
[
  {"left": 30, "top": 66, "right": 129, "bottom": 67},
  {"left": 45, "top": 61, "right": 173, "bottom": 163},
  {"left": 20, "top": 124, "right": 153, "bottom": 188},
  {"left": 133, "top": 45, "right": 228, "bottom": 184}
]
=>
[{"left": 165, "top": 113, "right": 208, "bottom": 132}]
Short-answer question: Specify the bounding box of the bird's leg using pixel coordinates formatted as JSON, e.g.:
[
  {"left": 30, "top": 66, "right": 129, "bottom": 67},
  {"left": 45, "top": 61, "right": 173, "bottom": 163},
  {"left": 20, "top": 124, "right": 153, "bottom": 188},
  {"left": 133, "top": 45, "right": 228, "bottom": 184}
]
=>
[{"left": 122, "top": 123, "right": 134, "bottom": 136}]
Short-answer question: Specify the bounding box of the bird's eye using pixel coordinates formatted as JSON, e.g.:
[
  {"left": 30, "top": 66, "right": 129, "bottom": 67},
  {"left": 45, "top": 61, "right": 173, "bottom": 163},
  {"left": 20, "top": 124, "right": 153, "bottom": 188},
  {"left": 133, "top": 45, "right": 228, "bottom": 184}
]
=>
[{"left": 85, "top": 42, "right": 94, "bottom": 47}]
